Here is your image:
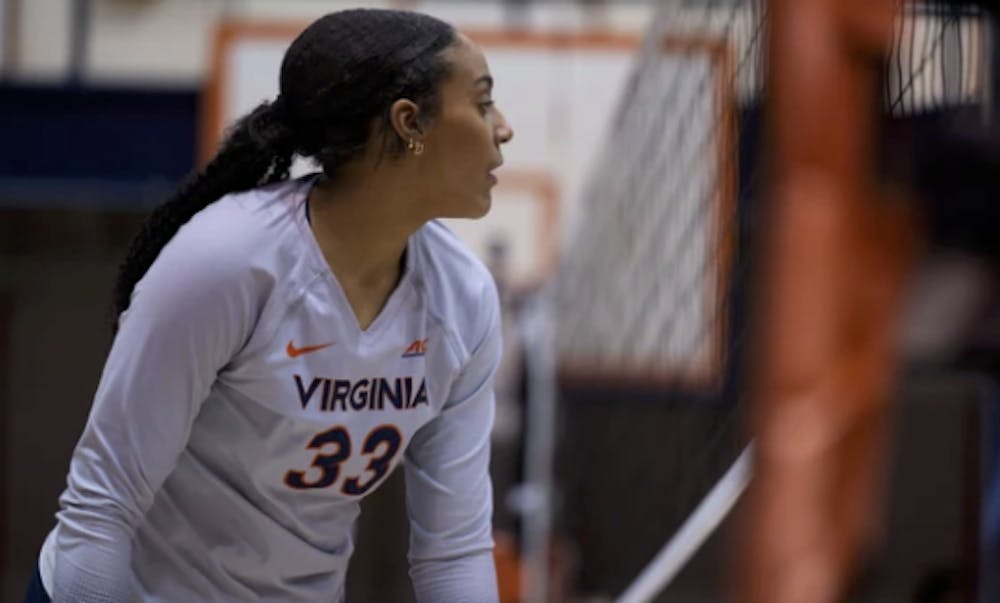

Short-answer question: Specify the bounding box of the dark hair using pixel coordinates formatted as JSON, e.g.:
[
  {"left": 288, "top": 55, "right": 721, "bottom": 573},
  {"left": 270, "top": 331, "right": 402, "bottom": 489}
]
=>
[{"left": 112, "top": 9, "right": 456, "bottom": 323}]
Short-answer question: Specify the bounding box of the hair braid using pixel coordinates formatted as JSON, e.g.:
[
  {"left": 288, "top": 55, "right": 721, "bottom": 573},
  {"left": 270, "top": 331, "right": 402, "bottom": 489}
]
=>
[{"left": 112, "top": 101, "right": 294, "bottom": 323}]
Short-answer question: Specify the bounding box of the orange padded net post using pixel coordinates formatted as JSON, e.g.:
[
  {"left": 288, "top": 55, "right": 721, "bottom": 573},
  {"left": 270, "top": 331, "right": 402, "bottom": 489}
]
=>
[{"left": 739, "top": 1, "right": 918, "bottom": 602}]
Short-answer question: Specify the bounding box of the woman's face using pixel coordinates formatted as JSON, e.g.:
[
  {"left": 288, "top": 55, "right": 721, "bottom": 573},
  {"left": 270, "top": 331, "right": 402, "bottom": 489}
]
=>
[{"left": 412, "top": 34, "right": 514, "bottom": 219}]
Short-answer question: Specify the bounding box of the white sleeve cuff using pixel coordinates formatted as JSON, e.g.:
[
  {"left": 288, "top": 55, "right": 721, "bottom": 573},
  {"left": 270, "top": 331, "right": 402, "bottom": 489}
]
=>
[{"left": 410, "top": 549, "right": 499, "bottom": 603}]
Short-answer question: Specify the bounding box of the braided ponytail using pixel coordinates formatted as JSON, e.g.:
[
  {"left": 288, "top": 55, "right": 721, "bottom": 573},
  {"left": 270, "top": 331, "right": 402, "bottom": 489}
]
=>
[{"left": 112, "top": 100, "right": 293, "bottom": 322}]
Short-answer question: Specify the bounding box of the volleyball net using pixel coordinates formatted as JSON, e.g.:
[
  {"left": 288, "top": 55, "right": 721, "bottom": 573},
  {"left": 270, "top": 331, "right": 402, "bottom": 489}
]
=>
[{"left": 549, "top": 1, "right": 994, "bottom": 601}]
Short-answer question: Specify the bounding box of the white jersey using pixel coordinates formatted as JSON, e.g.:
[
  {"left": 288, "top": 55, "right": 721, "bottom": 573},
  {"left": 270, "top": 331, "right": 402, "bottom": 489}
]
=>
[{"left": 38, "top": 176, "right": 501, "bottom": 602}]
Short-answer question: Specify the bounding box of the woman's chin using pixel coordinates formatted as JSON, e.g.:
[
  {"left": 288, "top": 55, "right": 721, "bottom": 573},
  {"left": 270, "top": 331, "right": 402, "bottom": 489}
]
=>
[
  {"left": 448, "top": 195, "right": 492, "bottom": 219},
  {"left": 469, "top": 193, "right": 492, "bottom": 218}
]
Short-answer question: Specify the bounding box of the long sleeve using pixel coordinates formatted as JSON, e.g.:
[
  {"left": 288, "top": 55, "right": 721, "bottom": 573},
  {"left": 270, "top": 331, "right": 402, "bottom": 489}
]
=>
[
  {"left": 404, "top": 284, "right": 501, "bottom": 603},
  {"left": 50, "top": 219, "right": 259, "bottom": 602}
]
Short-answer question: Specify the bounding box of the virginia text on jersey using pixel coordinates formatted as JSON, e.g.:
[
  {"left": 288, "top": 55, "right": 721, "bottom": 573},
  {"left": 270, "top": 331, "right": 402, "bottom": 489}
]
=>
[{"left": 294, "top": 375, "right": 429, "bottom": 411}]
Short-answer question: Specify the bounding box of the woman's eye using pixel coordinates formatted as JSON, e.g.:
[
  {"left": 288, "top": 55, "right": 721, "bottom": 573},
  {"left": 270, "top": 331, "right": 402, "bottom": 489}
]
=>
[{"left": 479, "top": 100, "right": 495, "bottom": 112}]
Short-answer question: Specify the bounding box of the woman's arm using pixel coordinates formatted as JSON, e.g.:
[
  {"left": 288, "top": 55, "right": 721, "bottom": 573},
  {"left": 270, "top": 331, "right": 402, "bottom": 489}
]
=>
[
  {"left": 404, "top": 283, "right": 501, "bottom": 603},
  {"left": 51, "top": 220, "right": 258, "bottom": 602}
]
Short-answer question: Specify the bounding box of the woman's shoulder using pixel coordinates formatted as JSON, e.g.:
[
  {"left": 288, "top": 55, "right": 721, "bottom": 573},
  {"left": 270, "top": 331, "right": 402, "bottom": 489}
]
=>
[
  {"left": 146, "top": 178, "right": 313, "bottom": 301},
  {"left": 167, "top": 178, "right": 306, "bottom": 264},
  {"left": 188, "top": 178, "right": 306, "bottom": 245},
  {"left": 413, "top": 221, "right": 500, "bottom": 349},
  {"left": 415, "top": 221, "right": 496, "bottom": 295}
]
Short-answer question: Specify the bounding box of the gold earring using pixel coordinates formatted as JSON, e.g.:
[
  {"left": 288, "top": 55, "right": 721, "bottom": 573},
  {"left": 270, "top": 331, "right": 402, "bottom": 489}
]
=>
[{"left": 408, "top": 139, "right": 424, "bottom": 156}]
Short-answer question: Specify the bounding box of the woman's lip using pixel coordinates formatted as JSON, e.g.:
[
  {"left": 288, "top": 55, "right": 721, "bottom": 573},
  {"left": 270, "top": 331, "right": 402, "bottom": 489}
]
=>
[{"left": 488, "top": 173, "right": 498, "bottom": 185}]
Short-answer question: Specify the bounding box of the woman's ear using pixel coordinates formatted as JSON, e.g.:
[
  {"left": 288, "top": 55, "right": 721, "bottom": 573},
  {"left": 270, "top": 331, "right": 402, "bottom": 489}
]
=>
[{"left": 388, "top": 98, "right": 423, "bottom": 144}]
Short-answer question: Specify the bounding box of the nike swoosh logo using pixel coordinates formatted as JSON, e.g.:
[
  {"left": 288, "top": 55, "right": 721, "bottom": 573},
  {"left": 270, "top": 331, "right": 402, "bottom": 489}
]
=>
[{"left": 286, "top": 340, "right": 334, "bottom": 358}]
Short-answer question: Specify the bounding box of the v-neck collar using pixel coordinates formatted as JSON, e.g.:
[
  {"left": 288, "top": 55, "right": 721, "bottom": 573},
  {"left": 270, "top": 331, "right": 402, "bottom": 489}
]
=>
[{"left": 294, "top": 175, "right": 417, "bottom": 340}]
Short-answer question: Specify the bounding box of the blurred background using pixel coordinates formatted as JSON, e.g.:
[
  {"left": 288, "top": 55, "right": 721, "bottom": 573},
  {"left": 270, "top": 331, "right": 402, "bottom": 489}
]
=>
[{"left": 2, "top": 0, "right": 1000, "bottom": 601}]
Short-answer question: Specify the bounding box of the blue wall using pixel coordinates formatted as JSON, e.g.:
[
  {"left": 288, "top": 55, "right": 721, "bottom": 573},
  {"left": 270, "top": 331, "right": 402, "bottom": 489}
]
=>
[{"left": 0, "top": 85, "right": 199, "bottom": 209}]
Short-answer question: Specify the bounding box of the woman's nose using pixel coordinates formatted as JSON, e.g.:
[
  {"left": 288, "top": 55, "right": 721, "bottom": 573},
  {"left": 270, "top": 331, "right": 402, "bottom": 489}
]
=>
[{"left": 495, "top": 108, "right": 514, "bottom": 144}]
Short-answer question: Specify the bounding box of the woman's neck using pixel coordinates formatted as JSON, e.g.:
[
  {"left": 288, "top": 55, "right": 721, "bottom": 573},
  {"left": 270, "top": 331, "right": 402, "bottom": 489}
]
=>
[{"left": 306, "top": 171, "right": 425, "bottom": 329}]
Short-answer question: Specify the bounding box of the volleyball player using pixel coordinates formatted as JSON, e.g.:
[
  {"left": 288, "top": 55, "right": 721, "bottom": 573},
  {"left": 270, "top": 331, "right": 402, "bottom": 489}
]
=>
[{"left": 25, "top": 8, "right": 513, "bottom": 602}]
